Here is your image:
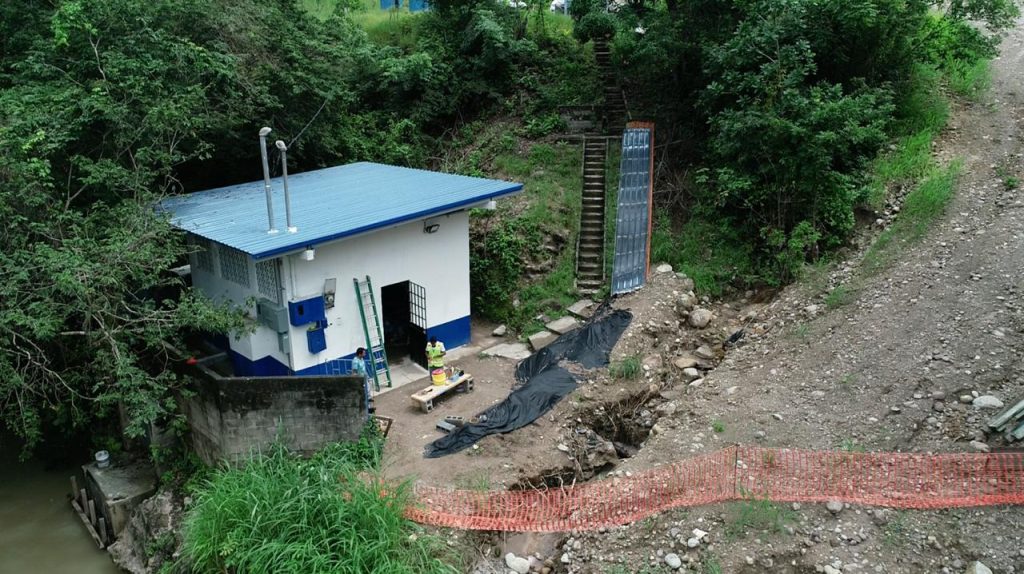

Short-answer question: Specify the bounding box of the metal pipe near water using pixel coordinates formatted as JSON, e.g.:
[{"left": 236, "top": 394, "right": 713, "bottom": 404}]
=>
[
  {"left": 275, "top": 140, "right": 297, "bottom": 233},
  {"left": 259, "top": 127, "right": 279, "bottom": 234}
]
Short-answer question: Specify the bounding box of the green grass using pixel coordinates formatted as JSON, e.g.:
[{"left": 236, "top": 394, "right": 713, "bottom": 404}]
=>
[
  {"left": 610, "top": 356, "right": 641, "bottom": 380},
  {"left": 712, "top": 419, "right": 725, "bottom": 433},
  {"left": 839, "top": 438, "right": 866, "bottom": 452},
  {"left": 997, "top": 164, "right": 1020, "bottom": 190},
  {"left": 704, "top": 554, "right": 723, "bottom": 574},
  {"left": 788, "top": 322, "right": 811, "bottom": 341},
  {"left": 824, "top": 284, "right": 854, "bottom": 308},
  {"left": 182, "top": 427, "right": 459, "bottom": 574},
  {"left": 862, "top": 161, "right": 962, "bottom": 276},
  {"left": 945, "top": 58, "right": 991, "bottom": 101},
  {"left": 882, "top": 511, "right": 909, "bottom": 546},
  {"left": 650, "top": 212, "right": 757, "bottom": 296},
  {"left": 725, "top": 496, "right": 796, "bottom": 540}
]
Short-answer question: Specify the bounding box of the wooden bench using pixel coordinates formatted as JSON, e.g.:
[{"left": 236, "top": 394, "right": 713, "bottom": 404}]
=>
[{"left": 410, "top": 374, "right": 474, "bottom": 413}]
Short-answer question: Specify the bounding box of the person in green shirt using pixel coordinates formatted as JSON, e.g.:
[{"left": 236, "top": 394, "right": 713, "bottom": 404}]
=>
[{"left": 425, "top": 336, "right": 446, "bottom": 371}]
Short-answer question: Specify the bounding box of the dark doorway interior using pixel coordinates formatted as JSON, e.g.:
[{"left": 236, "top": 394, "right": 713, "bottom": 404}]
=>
[{"left": 381, "top": 281, "right": 428, "bottom": 369}]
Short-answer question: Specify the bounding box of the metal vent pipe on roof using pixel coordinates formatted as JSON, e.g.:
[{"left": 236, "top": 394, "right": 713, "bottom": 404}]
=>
[
  {"left": 258, "top": 127, "right": 279, "bottom": 235},
  {"left": 275, "top": 140, "right": 297, "bottom": 233}
]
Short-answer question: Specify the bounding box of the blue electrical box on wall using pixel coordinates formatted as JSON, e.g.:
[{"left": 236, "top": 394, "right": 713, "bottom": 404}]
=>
[
  {"left": 289, "top": 296, "right": 326, "bottom": 326},
  {"left": 306, "top": 326, "right": 327, "bottom": 354}
]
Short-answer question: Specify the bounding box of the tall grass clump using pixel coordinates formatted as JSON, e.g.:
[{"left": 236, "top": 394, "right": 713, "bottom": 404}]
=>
[{"left": 182, "top": 426, "right": 457, "bottom": 574}]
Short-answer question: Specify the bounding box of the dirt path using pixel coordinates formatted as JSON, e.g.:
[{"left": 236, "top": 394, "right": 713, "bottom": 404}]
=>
[{"left": 554, "top": 22, "right": 1024, "bottom": 574}]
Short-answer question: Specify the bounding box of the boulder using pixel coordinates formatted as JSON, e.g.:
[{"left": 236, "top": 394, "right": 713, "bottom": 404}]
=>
[
  {"left": 673, "top": 355, "right": 699, "bottom": 370},
  {"left": 676, "top": 274, "right": 695, "bottom": 292},
  {"left": 677, "top": 292, "right": 697, "bottom": 310},
  {"left": 491, "top": 324, "right": 508, "bottom": 337},
  {"left": 694, "top": 345, "right": 715, "bottom": 360},
  {"left": 656, "top": 263, "right": 674, "bottom": 273},
  {"left": 972, "top": 395, "right": 1004, "bottom": 409},
  {"left": 505, "top": 553, "right": 530, "bottom": 574},
  {"left": 689, "top": 308, "right": 713, "bottom": 329},
  {"left": 967, "top": 562, "right": 993, "bottom": 574}
]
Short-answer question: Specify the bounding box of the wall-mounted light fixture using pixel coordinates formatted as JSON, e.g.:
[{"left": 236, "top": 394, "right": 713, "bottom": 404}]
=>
[
  {"left": 423, "top": 222, "right": 440, "bottom": 234},
  {"left": 302, "top": 246, "right": 315, "bottom": 261}
]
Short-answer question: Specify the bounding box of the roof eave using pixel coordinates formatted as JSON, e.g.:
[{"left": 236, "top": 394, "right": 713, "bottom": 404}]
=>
[{"left": 246, "top": 184, "right": 524, "bottom": 260}]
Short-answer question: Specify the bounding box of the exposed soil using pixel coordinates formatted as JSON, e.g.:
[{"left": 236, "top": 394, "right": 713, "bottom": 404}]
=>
[
  {"left": 382, "top": 21, "right": 1024, "bottom": 574},
  {"left": 551, "top": 21, "right": 1024, "bottom": 574}
]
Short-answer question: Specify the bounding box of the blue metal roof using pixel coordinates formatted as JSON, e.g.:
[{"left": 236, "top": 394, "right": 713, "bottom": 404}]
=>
[{"left": 159, "top": 162, "right": 523, "bottom": 259}]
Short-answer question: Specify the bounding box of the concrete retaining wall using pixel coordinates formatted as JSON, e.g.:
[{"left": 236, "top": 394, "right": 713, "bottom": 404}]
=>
[{"left": 182, "top": 364, "right": 367, "bottom": 465}]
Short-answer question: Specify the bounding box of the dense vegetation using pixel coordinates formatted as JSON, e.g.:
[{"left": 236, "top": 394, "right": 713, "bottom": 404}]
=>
[
  {"left": 2, "top": 0, "right": 1019, "bottom": 452},
  {"left": 574, "top": 0, "right": 1019, "bottom": 291},
  {"left": 182, "top": 426, "right": 459, "bottom": 573},
  {"left": 0, "top": 0, "right": 584, "bottom": 451}
]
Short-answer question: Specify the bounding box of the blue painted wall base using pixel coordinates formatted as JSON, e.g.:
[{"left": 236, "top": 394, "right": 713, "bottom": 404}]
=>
[{"left": 228, "top": 315, "right": 472, "bottom": 377}]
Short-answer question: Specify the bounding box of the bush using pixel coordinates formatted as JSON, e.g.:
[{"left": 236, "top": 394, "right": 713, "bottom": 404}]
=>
[
  {"left": 182, "top": 427, "right": 457, "bottom": 574},
  {"left": 574, "top": 11, "right": 616, "bottom": 42}
]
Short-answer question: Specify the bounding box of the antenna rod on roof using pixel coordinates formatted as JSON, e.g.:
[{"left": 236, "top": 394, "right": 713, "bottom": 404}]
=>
[
  {"left": 275, "top": 140, "right": 297, "bottom": 233},
  {"left": 259, "top": 127, "right": 279, "bottom": 235}
]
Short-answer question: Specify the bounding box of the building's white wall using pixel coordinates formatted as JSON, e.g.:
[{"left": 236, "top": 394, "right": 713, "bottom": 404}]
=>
[
  {"left": 285, "top": 211, "right": 470, "bottom": 372},
  {"left": 189, "top": 242, "right": 291, "bottom": 370}
]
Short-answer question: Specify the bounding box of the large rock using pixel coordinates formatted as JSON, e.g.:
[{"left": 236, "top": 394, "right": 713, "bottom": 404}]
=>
[
  {"left": 528, "top": 330, "right": 558, "bottom": 351},
  {"left": 673, "top": 355, "right": 699, "bottom": 370},
  {"left": 967, "top": 561, "right": 993, "bottom": 574},
  {"left": 677, "top": 292, "right": 697, "bottom": 311},
  {"left": 972, "top": 395, "right": 1004, "bottom": 409},
  {"left": 482, "top": 342, "right": 532, "bottom": 360},
  {"left": 664, "top": 553, "right": 682, "bottom": 569},
  {"left": 656, "top": 263, "right": 674, "bottom": 273},
  {"left": 108, "top": 491, "right": 185, "bottom": 574},
  {"left": 505, "top": 553, "right": 531, "bottom": 574},
  {"left": 676, "top": 274, "right": 695, "bottom": 292},
  {"left": 491, "top": 324, "right": 508, "bottom": 337},
  {"left": 545, "top": 316, "right": 579, "bottom": 335},
  {"left": 682, "top": 367, "right": 700, "bottom": 381},
  {"left": 694, "top": 345, "right": 715, "bottom": 360},
  {"left": 689, "top": 308, "right": 713, "bottom": 329}
]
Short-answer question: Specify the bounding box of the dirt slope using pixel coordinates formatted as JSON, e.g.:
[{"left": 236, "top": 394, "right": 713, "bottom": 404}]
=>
[{"left": 556, "top": 22, "right": 1024, "bottom": 574}]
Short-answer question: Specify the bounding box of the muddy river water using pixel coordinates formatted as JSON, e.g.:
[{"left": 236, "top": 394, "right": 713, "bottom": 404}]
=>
[{"left": 0, "top": 452, "right": 120, "bottom": 573}]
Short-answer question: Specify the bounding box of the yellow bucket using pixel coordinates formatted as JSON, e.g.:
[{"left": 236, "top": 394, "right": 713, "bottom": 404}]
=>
[{"left": 431, "top": 368, "right": 446, "bottom": 385}]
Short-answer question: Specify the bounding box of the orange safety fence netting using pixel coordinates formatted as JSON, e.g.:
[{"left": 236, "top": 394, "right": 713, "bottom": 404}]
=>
[{"left": 405, "top": 446, "right": 1024, "bottom": 532}]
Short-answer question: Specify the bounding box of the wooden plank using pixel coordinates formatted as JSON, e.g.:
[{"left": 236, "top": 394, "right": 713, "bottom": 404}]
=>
[
  {"left": 98, "top": 517, "right": 107, "bottom": 545},
  {"left": 71, "top": 499, "right": 105, "bottom": 549},
  {"left": 410, "top": 375, "right": 473, "bottom": 405},
  {"left": 70, "top": 476, "right": 78, "bottom": 504},
  {"left": 88, "top": 498, "right": 96, "bottom": 526},
  {"left": 79, "top": 488, "right": 87, "bottom": 509}
]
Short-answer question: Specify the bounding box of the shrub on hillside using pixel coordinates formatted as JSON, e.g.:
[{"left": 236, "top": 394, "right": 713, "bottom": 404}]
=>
[{"left": 574, "top": 12, "right": 616, "bottom": 42}]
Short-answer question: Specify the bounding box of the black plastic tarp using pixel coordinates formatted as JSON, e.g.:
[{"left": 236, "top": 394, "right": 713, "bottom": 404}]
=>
[{"left": 424, "top": 305, "right": 632, "bottom": 458}]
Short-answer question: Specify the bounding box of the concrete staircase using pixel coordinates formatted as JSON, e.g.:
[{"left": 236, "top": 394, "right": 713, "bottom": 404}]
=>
[
  {"left": 576, "top": 137, "right": 608, "bottom": 294},
  {"left": 593, "top": 38, "right": 626, "bottom": 134}
]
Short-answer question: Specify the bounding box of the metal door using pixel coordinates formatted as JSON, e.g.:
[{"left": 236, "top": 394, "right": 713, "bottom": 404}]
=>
[{"left": 408, "top": 282, "right": 428, "bottom": 368}]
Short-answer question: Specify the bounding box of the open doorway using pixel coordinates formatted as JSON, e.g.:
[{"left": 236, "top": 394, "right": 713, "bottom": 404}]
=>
[{"left": 380, "top": 281, "right": 428, "bottom": 369}]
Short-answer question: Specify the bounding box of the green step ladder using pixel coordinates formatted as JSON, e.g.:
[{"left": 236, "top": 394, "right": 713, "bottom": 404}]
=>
[{"left": 354, "top": 276, "right": 392, "bottom": 391}]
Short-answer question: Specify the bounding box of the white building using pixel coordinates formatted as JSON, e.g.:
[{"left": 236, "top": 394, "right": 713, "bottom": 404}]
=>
[{"left": 161, "top": 162, "right": 522, "bottom": 382}]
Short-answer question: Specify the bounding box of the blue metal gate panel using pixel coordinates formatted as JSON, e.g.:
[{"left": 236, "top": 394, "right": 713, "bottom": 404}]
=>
[{"left": 611, "top": 126, "right": 653, "bottom": 295}]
